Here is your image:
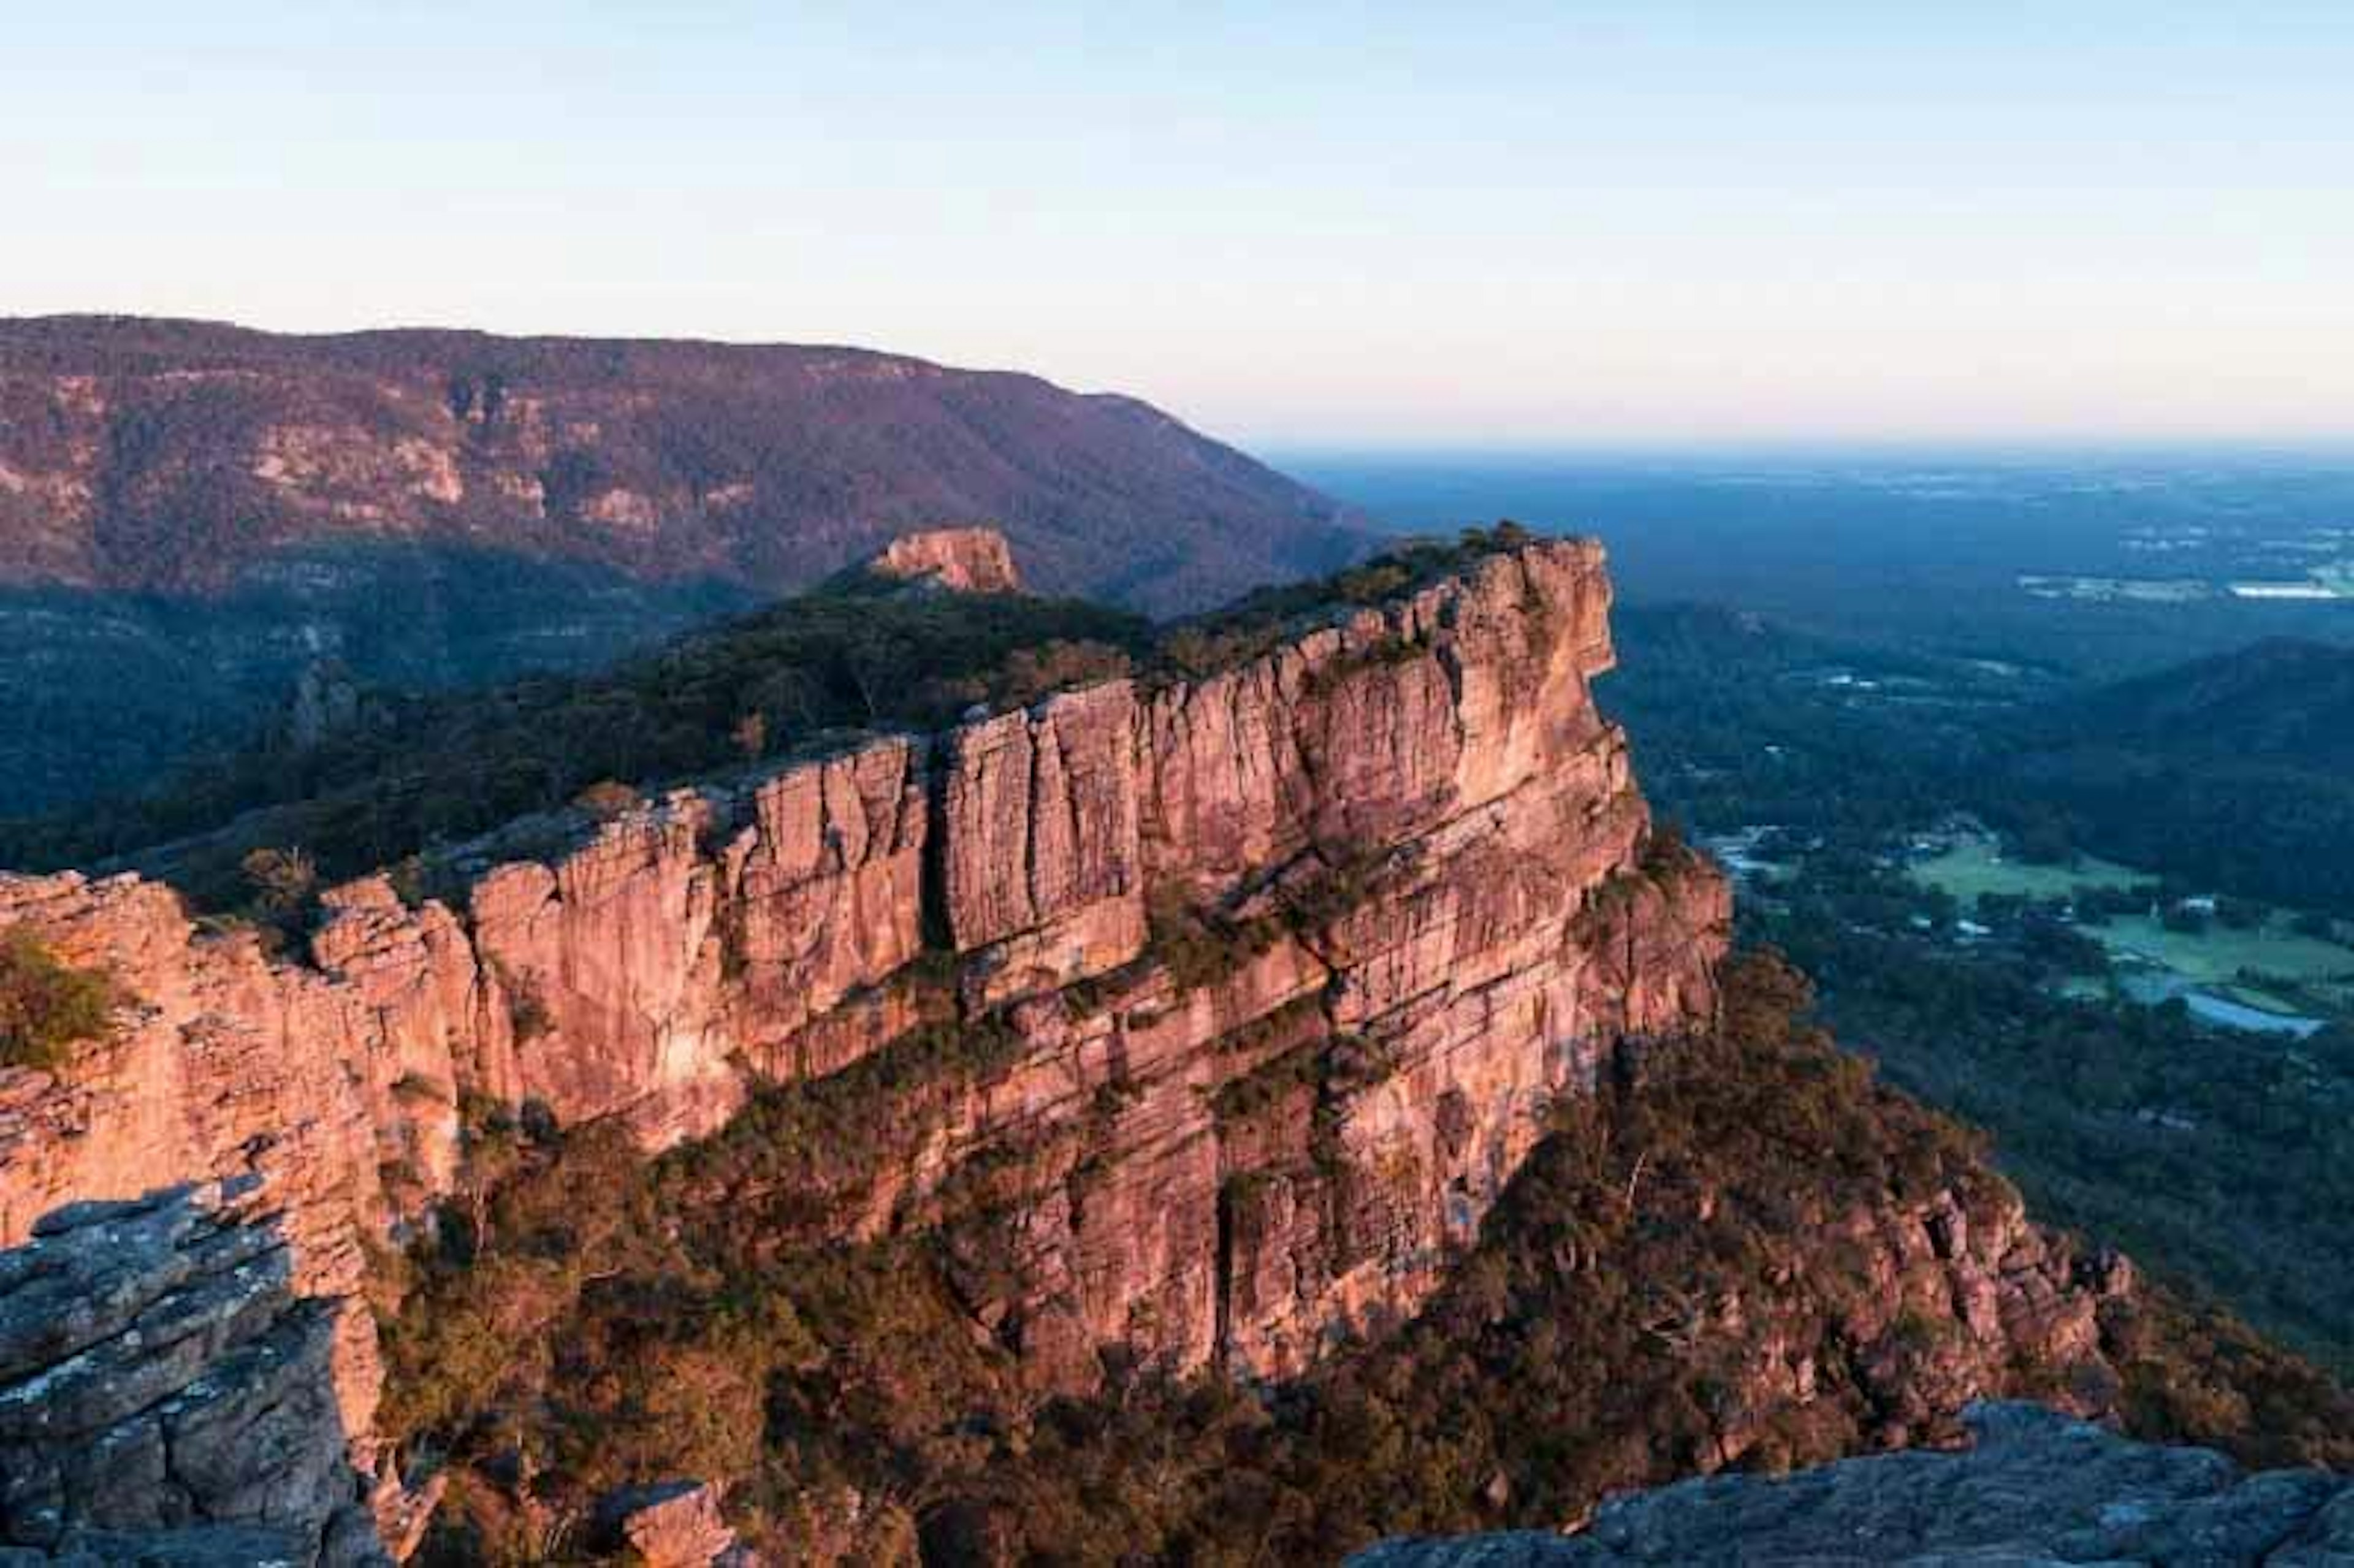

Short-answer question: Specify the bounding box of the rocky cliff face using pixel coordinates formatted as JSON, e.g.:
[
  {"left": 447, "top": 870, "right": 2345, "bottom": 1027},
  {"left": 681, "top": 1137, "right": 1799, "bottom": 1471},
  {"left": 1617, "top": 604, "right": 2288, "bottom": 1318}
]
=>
[
  {"left": 0, "top": 538, "right": 1725, "bottom": 1453},
  {"left": 1347, "top": 1402, "right": 2354, "bottom": 1567},
  {"left": 0, "top": 1180, "right": 390, "bottom": 1565}
]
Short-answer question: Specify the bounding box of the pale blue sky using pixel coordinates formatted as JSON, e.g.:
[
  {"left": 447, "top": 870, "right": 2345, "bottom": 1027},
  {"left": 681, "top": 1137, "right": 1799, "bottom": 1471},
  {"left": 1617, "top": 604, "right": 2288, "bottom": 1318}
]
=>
[{"left": 9, "top": 4, "right": 2350, "bottom": 447}]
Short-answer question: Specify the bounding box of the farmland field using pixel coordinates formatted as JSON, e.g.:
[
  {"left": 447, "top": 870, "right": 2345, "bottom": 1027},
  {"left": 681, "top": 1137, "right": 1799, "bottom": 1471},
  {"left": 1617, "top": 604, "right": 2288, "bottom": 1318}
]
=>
[{"left": 1911, "top": 838, "right": 2354, "bottom": 1022}]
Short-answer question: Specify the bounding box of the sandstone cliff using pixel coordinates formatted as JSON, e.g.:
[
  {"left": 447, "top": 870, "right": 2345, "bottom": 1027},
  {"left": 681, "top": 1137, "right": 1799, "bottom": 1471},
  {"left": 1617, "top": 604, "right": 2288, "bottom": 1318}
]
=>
[
  {"left": 864, "top": 526, "right": 1026, "bottom": 595},
  {"left": 0, "top": 538, "right": 1726, "bottom": 1471}
]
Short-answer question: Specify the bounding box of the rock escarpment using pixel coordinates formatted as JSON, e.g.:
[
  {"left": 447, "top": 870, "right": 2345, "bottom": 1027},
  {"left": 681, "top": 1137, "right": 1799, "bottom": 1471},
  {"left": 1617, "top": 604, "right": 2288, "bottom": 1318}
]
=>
[
  {"left": 0, "top": 1181, "right": 390, "bottom": 1565},
  {"left": 0, "top": 538, "right": 1734, "bottom": 1546},
  {"left": 1, "top": 540, "right": 1721, "bottom": 1398},
  {"left": 1347, "top": 1402, "right": 2354, "bottom": 1567}
]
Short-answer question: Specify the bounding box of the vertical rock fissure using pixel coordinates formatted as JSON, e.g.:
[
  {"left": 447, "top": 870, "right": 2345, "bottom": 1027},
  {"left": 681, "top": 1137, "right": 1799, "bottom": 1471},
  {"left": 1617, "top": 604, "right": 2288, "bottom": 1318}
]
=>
[
  {"left": 1213, "top": 1170, "right": 1238, "bottom": 1368},
  {"left": 916, "top": 736, "right": 956, "bottom": 956}
]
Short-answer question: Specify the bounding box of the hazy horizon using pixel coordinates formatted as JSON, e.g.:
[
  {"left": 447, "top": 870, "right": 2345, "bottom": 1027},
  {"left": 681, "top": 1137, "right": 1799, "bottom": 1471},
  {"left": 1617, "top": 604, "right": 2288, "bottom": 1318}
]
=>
[{"left": 12, "top": 4, "right": 2352, "bottom": 449}]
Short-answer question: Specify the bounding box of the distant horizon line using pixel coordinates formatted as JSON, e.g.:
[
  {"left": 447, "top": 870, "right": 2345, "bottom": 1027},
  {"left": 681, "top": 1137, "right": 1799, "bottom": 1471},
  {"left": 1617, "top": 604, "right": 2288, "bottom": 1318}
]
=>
[
  {"left": 10, "top": 309, "right": 2349, "bottom": 465},
  {"left": 1259, "top": 438, "right": 2354, "bottom": 466}
]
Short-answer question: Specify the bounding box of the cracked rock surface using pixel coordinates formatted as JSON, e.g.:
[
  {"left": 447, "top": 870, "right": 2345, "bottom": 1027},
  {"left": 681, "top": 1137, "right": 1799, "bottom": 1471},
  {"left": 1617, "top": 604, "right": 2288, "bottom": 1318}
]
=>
[
  {"left": 1349, "top": 1402, "right": 2354, "bottom": 1567},
  {"left": 0, "top": 1180, "right": 387, "bottom": 1566}
]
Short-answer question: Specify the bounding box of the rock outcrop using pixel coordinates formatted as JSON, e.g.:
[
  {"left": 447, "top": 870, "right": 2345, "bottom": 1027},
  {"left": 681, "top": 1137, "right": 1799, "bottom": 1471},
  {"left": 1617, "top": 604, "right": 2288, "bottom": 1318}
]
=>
[
  {"left": 863, "top": 526, "right": 1025, "bottom": 595},
  {"left": 0, "top": 537, "right": 1729, "bottom": 1521},
  {"left": 0, "top": 1180, "right": 387, "bottom": 1565},
  {"left": 1347, "top": 1402, "right": 2354, "bottom": 1566},
  {"left": 590, "top": 1482, "right": 742, "bottom": 1567}
]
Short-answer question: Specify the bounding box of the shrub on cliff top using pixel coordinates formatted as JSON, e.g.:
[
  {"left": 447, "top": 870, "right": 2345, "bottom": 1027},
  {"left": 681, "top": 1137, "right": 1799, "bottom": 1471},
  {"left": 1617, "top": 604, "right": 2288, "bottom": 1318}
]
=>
[{"left": 0, "top": 927, "right": 120, "bottom": 1070}]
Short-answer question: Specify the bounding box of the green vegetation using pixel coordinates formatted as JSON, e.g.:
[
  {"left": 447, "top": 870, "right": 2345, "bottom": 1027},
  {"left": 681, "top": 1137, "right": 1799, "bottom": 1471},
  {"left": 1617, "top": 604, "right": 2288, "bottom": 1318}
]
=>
[
  {"left": 1910, "top": 839, "right": 2143, "bottom": 904},
  {"left": 0, "top": 927, "right": 120, "bottom": 1070},
  {"left": 1606, "top": 601, "right": 2354, "bottom": 1374},
  {"left": 2097, "top": 913, "right": 2354, "bottom": 995},
  {"left": 2010, "top": 638, "right": 2354, "bottom": 918},
  {"left": 1159, "top": 522, "right": 1534, "bottom": 678},
  {"left": 1764, "top": 850, "right": 2354, "bottom": 1374},
  {"left": 1909, "top": 838, "right": 2354, "bottom": 1016},
  {"left": 0, "top": 590, "right": 1156, "bottom": 908}
]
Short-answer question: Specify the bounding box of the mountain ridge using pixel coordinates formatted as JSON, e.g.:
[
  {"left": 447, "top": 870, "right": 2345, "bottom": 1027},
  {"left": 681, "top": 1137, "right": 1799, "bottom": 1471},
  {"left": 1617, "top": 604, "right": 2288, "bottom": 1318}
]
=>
[
  {"left": 0, "top": 313, "right": 1369, "bottom": 812},
  {"left": 2003, "top": 636, "right": 2354, "bottom": 915},
  {"left": 0, "top": 311, "right": 1363, "bottom": 604}
]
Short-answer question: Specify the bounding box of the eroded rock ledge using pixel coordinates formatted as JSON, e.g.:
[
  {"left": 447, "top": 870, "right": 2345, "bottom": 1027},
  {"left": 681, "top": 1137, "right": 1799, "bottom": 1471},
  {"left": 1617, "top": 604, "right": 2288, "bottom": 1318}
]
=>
[{"left": 1347, "top": 1402, "right": 2354, "bottom": 1567}]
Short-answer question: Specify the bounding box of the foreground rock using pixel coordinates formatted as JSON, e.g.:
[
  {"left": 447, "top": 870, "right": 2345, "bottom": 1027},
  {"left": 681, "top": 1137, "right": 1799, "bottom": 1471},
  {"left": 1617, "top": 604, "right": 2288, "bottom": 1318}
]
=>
[
  {"left": 591, "top": 1481, "right": 742, "bottom": 1567},
  {"left": 0, "top": 1181, "right": 387, "bottom": 1564},
  {"left": 1348, "top": 1402, "right": 2354, "bottom": 1567}
]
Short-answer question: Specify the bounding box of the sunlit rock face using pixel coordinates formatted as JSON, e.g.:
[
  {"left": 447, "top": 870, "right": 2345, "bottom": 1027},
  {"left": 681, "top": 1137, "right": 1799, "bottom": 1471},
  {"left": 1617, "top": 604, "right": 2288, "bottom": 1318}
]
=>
[
  {"left": 0, "top": 538, "right": 1727, "bottom": 1467},
  {"left": 866, "top": 525, "right": 1027, "bottom": 595}
]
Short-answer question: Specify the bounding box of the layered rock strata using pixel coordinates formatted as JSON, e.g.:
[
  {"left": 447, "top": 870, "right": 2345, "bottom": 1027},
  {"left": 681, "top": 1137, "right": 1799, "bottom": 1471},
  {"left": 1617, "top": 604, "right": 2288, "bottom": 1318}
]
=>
[
  {"left": 1347, "top": 1402, "right": 2354, "bottom": 1567},
  {"left": 0, "top": 1180, "right": 388, "bottom": 1565},
  {"left": 0, "top": 539, "right": 1726, "bottom": 1471}
]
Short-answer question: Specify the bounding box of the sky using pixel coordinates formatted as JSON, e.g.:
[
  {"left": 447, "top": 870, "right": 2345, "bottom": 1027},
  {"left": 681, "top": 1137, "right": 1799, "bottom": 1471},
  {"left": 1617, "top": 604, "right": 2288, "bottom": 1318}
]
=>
[{"left": 7, "top": 3, "right": 2352, "bottom": 450}]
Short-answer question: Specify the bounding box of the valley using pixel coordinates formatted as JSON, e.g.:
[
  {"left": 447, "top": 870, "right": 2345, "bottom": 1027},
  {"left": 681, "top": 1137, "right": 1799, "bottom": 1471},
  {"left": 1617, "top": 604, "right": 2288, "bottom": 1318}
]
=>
[{"left": 1907, "top": 834, "right": 2351, "bottom": 1037}]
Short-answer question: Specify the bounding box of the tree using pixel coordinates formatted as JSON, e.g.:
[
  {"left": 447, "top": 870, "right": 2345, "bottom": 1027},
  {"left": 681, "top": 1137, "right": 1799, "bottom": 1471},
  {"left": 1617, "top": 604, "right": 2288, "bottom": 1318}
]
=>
[
  {"left": 2292, "top": 910, "right": 2338, "bottom": 942},
  {"left": 2216, "top": 897, "right": 2269, "bottom": 932},
  {"left": 241, "top": 846, "right": 319, "bottom": 919}
]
